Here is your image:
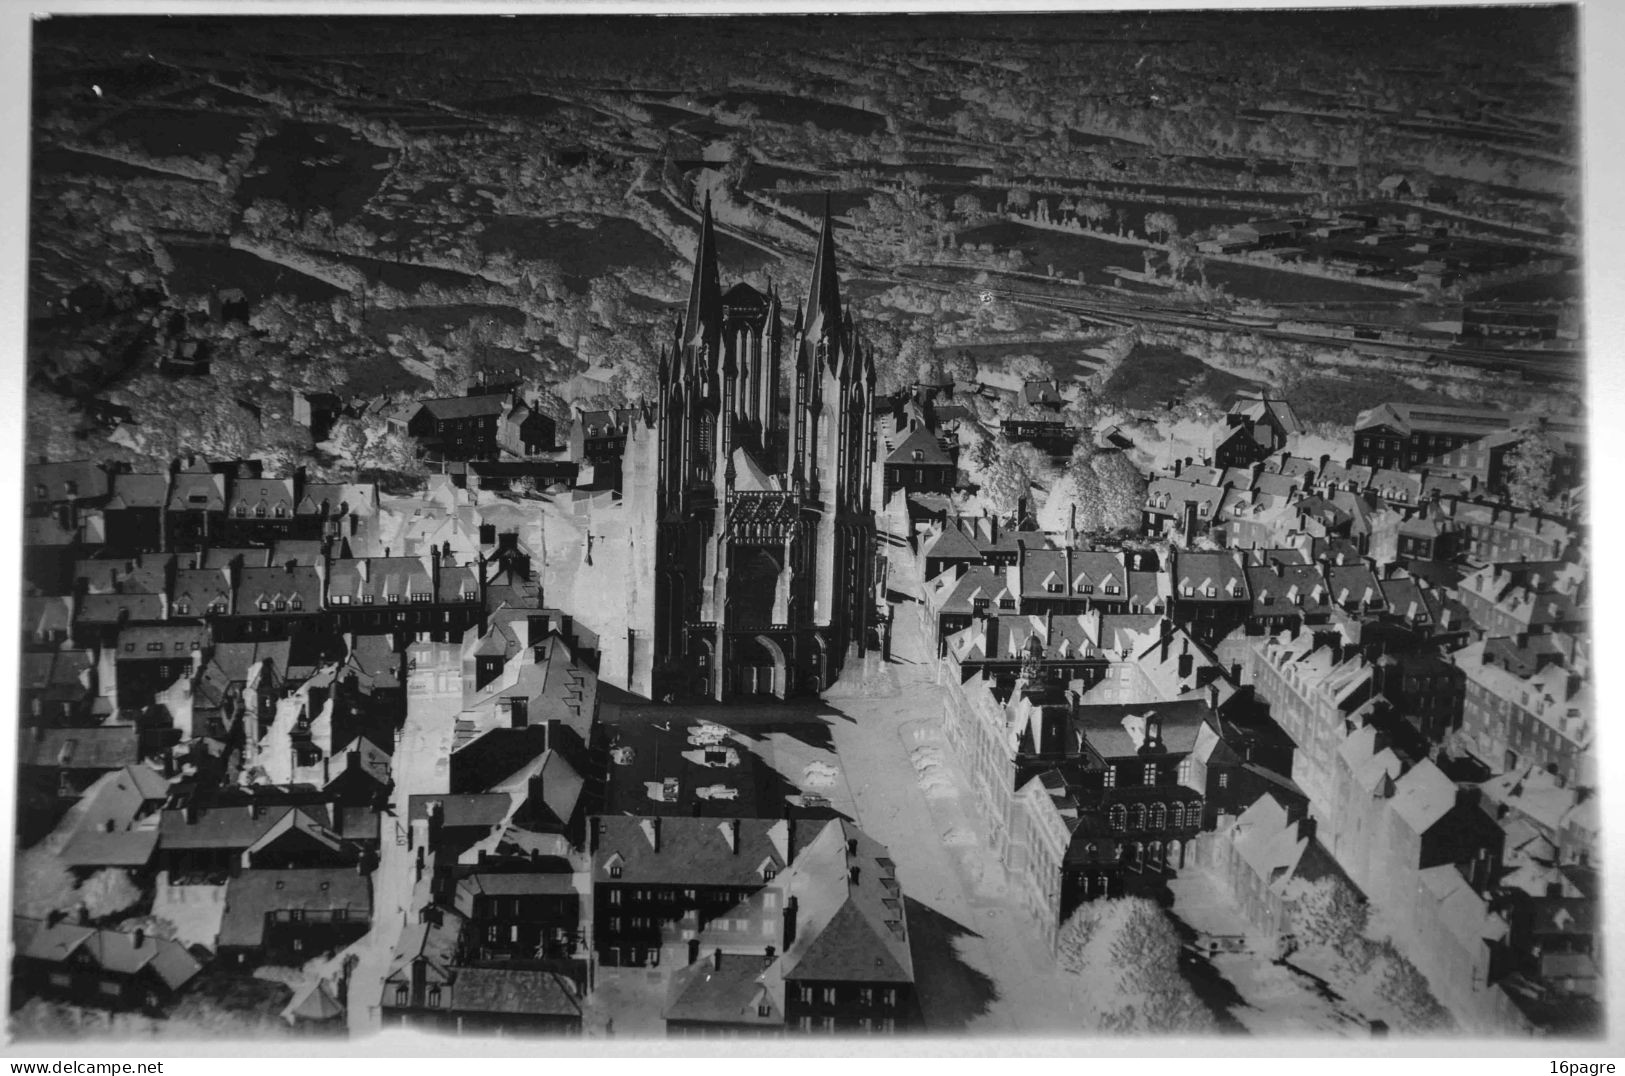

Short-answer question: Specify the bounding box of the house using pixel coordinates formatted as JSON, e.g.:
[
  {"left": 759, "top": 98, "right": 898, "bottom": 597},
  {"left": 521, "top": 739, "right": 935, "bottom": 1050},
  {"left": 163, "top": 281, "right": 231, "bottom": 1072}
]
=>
[
  {"left": 453, "top": 868, "right": 584, "bottom": 963},
  {"left": 218, "top": 476, "right": 298, "bottom": 545},
  {"left": 292, "top": 390, "right": 343, "bottom": 438},
  {"left": 662, "top": 817, "right": 915, "bottom": 1036},
  {"left": 164, "top": 461, "right": 228, "bottom": 551},
  {"left": 407, "top": 394, "right": 514, "bottom": 461},
  {"left": 1455, "top": 561, "right": 1586, "bottom": 640},
  {"left": 217, "top": 868, "right": 372, "bottom": 967},
  {"left": 880, "top": 426, "right": 956, "bottom": 501},
  {"left": 19, "top": 725, "right": 142, "bottom": 821},
  {"left": 382, "top": 907, "right": 584, "bottom": 1036},
  {"left": 219, "top": 563, "right": 324, "bottom": 643},
  {"left": 1351, "top": 403, "right": 1583, "bottom": 494},
  {"left": 1214, "top": 396, "right": 1303, "bottom": 470},
  {"left": 1168, "top": 550, "right": 1250, "bottom": 647},
  {"left": 567, "top": 407, "right": 640, "bottom": 464},
  {"left": 11, "top": 916, "right": 201, "bottom": 1012},
  {"left": 1250, "top": 630, "right": 1379, "bottom": 810},
  {"left": 102, "top": 472, "right": 170, "bottom": 554},
  {"left": 590, "top": 815, "right": 793, "bottom": 968},
  {"left": 157, "top": 802, "right": 356, "bottom": 882},
  {"left": 1455, "top": 636, "right": 1590, "bottom": 786},
  {"left": 1216, "top": 792, "right": 1346, "bottom": 947},
  {"left": 56, "top": 765, "right": 171, "bottom": 875},
  {"left": 497, "top": 400, "right": 559, "bottom": 458}
]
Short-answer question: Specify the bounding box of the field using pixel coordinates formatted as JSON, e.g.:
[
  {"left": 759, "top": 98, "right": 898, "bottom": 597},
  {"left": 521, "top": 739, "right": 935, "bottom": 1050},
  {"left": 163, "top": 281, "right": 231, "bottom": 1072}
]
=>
[
  {"left": 163, "top": 241, "right": 346, "bottom": 304},
  {"left": 91, "top": 106, "right": 254, "bottom": 161},
  {"left": 1287, "top": 373, "right": 1468, "bottom": 429},
  {"left": 1198, "top": 259, "right": 1415, "bottom": 304},
  {"left": 947, "top": 338, "right": 1107, "bottom": 383},
  {"left": 956, "top": 220, "right": 1155, "bottom": 284},
  {"left": 1466, "top": 270, "right": 1580, "bottom": 303},
  {"left": 477, "top": 214, "right": 677, "bottom": 291},
  {"left": 1101, "top": 343, "right": 1265, "bottom": 411},
  {"left": 698, "top": 91, "right": 887, "bottom": 136},
  {"left": 34, "top": 147, "right": 204, "bottom": 183},
  {"left": 363, "top": 303, "right": 524, "bottom": 339},
  {"left": 459, "top": 93, "right": 572, "bottom": 121},
  {"left": 328, "top": 251, "right": 486, "bottom": 294},
  {"left": 234, "top": 121, "right": 393, "bottom": 224}
]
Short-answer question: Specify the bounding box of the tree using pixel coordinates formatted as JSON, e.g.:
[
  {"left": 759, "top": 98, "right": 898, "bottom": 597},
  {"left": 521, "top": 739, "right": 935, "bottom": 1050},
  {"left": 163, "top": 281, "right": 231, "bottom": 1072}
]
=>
[
  {"left": 77, "top": 869, "right": 143, "bottom": 919},
  {"left": 953, "top": 193, "right": 984, "bottom": 222},
  {"left": 1144, "top": 211, "right": 1179, "bottom": 243},
  {"left": 1040, "top": 442, "right": 1146, "bottom": 534},
  {"left": 1008, "top": 353, "right": 1056, "bottom": 384},
  {"left": 1056, "top": 898, "right": 1217, "bottom": 1034},
  {"left": 1501, "top": 426, "right": 1560, "bottom": 509},
  {"left": 1286, "top": 875, "right": 1369, "bottom": 954}
]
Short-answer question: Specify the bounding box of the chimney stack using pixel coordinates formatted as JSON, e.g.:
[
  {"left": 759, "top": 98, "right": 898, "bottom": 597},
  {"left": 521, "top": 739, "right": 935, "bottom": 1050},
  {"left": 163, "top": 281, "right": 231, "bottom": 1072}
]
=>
[{"left": 782, "top": 895, "right": 799, "bottom": 950}]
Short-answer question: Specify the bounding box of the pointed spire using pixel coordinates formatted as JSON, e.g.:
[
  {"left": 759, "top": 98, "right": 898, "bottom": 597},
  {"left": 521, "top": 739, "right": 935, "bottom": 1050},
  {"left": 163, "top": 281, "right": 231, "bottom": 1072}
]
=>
[
  {"left": 804, "top": 192, "right": 841, "bottom": 346},
  {"left": 684, "top": 192, "right": 722, "bottom": 352}
]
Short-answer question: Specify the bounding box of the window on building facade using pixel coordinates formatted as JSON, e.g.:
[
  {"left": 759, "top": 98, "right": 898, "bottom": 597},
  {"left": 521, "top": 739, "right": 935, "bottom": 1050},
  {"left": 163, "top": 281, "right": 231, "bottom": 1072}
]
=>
[
  {"left": 395, "top": 985, "right": 409, "bottom": 1007},
  {"left": 1143, "top": 762, "right": 1157, "bottom": 786},
  {"left": 1102, "top": 765, "right": 1116, "bottom": 789}
]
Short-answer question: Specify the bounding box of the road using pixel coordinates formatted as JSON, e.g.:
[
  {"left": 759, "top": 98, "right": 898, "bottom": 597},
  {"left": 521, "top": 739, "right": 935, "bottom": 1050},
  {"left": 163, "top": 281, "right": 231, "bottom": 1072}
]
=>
[
  {"left": 334, "top": 682, "right": 457, "bottom": 1038},
  {"left": 812, "top": 539, "right": 1082, "bottom": 1033}
]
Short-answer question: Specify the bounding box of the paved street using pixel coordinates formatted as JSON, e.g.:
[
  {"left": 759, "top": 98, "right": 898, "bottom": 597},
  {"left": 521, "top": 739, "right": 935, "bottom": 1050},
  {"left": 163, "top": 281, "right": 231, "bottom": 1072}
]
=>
[
  {"left": 337, "top": 680, "right": 458, "bottom": 1037},
  {"left": 813, "top": 540, "right": 1080, "bottom": 1033}
]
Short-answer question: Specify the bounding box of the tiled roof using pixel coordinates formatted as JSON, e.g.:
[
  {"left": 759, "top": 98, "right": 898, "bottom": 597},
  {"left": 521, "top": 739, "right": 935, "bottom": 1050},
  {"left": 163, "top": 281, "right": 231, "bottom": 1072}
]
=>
[
  {"left": 885, "top": 426, "right": 954, "bottom": 467},
  {"left": 21, "top": 726, "right": 139, "bottom": 771},
  {"left": 448, "top": 966, "right": 581, "bottom": 1018},
  {"left": 219, "top": 869, "right": 371, "bottom": 949},
  {"left": 158, "top": 803, "right": 330, "bottom": 850},
  {"left": 107, "top": 473, "right": 169, "bottom": 509},
  {"left": 593, "top": 816, "right": 790, "bottom": 887},
  {"left": 1067, "top": 699, "right": 1212, "bottom": 759},
  {"left": 664, "top": 951, "right": 783, "bottom": 1027},
  {"left": 12, "top": 916, "right": 201, "bottom": 991},
  {"left": 421, "top": 394, "right": 510, "bottom": 421}
]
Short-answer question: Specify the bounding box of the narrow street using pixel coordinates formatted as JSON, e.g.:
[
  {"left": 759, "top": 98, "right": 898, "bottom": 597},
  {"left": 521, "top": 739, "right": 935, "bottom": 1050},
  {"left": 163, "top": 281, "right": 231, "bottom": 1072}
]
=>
[
  {"left": 815, "top": 536, "right": 1079, "bottom": 1033},
  {"left": 339, "top": 683, "right": 458, "bottom": 1037}
]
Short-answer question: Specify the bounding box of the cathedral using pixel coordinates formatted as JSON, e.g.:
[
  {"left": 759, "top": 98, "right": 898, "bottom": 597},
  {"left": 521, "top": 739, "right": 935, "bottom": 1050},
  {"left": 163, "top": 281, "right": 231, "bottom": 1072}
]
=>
[{"left": 651, "top": 196, "right": 876, "bottom": 701}]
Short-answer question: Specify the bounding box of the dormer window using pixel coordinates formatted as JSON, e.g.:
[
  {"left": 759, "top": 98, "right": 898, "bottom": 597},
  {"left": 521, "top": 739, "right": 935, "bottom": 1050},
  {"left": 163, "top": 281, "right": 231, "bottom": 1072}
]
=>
[
  {"left": 255, "top": 505, "right": 267, "bottom": 518},
  {"left": 609, "top": 864, "right": 622, "bottom": 879},
  {"left": 236, "top": 507, "right": 248, "bottom": 518},
  {"left": 912, "top": 450, "right": 924, "bottom": 461},
  {"left": 274, "top": 505, "right": 287, "bottom": 518},
  {"left": 259, "top": 599, "right": 271, "bottom": 612},
  {"left": 1103, "top": 582, "right": 1120, "bottom": 595},
  {"left": 290, "top": 598, "right": 303, "bottom": 611},
  {"left": 275, "top": 598, "right": 287, "bottom": 611},
  {"left": 175, "top": 600, "right": 190, "bottom": 615}
]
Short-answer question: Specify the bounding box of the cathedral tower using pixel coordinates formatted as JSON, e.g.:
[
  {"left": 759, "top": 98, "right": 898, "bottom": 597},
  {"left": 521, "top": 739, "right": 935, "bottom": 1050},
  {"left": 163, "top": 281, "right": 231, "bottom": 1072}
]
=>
[{"left": 651, "top": 195, "right": 875, "bottom": 701}]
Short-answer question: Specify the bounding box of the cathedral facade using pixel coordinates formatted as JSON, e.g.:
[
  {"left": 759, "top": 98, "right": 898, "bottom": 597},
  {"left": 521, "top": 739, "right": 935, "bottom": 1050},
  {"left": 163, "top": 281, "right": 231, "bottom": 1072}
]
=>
[{"left": 651, "top": 196, "right": 876, "bottom": 701}]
